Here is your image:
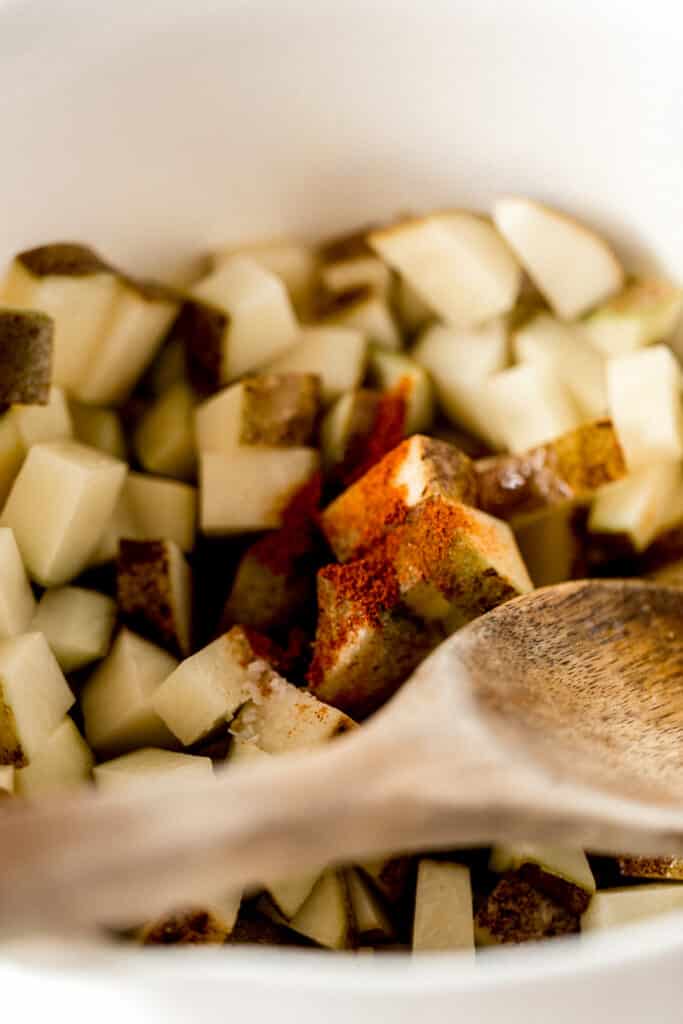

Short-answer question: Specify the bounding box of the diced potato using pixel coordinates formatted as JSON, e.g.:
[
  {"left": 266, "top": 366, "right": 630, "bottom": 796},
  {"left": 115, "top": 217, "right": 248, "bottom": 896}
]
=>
[
  {"left": 475, "top": 874, "right": 580, "bottom": 945},
  {"left": 584, "top": 278, "right": 683, "bottom": 356},
  {"left": 0, "top": 415, "right": 25, "bottom": 505},
  {"left": 486, "top": 363, "right": 580, "bottom": 452},
  {"left": 226, "top": 737, "right": 270, "bottom": 766},
  {"left": 0, "top": 765, "right": 14, "bottom": 795},
  {"left": 413, "top": 860, "right": 474, "bottom": 953},
  {"left": 92, "top": 473, "right": 197, "bottom": 564},
  {"left": 312, "top": 498, "right": 532, "bottom": 717},
  {"left": 581, "top": 886, "right": 683, "bottom": 932},
  {"left": 493, "top": 198, "right": 624, "bottom": 320},
  {"left": 117, "top": 539, "right": 192, "bottom": 657},
  {"left": 195, "top": 373, "right": 320, "bottom": 453},
  {"left": 200, "top": 447, "right": 319, "bottom": 535},
  {"left": 322, "top": 435, "right": 477, "bottom": 562},
  {"left": 320, "top": 389, "right": 382, "bottom": 471},
  {"left": 514, "top": 508, "right": 583, "bottom": 587},
  {"left": 0, "top": 308, "right": 53, "bottom": 405},
  {"left": 368, "top": 349, "right": 434, "bottom": 434},
  {"left": 31, "top": 586, "right": 116, "bottom": 672},
  {"left": 133, "top": 382, "right": 196, "bottom": 481},
  {"left": 222, "top": 533, "right": 317, "bottom": 632},
  {"left": 475, "top": 420, "right": 626, "bottom": 525},
  {"left": 10, "top": 386, "right": 73, "bottom": 448},
  {"left": 617, "top": 856, "right": 683, "bottom": 881},
  {"left": 606, "top": 345, "right": 683, "bottom": 470},
  {"left": 589, "top": 461, "right": 682, "bottom": 552},
  {"left": 94, "top": 747, "right": 213, "bottom": 792},
  {"left": 1, "top": 441, "right": 126, "bottom": 586},
  {"left": 413, "top": 320, "right": 509, "bottom": 448},
  {"left": 319, "top": 257, "right": 392, "bottom": 299},
  {"left": 140, "top": 895, "right": 241, "bottom": 945},
  {"left": 394, "top": 276, "right": 433, "bottom": 335},
  {"left": 15, "top": 717, "right": 93, "bottom": 797},
  {"left": 212, "top": 240, "right": 317, "bottom": 319},
  {"left": 0, "top": 527, "right": 36, "bottom": 639},
  {"left": 183, "top": 257, "right": 298, "bottom": 392},
  {"left": 513, "top": 314, "right": 606, "bottom": 420},
  {"left": 69, "top": 402, "right": 126, "bottom": 459},
  {"left": 289, "top": 872, "right": 351, "bottom": 950},
  {"left": 152, "top": 626, "right": 260, "bottom": 746},
  {"left": 489, "top": 844, "right": 595, "bottom": 914},
  {"left": 82, "top": 629, "right": 178, "bottom": 758},
  {"left": 267, "top": 326, "right": 367, "bottom": 405},
  {"left": 230, "top": 670, "right": 355, "bottom": 754},
  {"left": 369, "top": 213, "right": 521, "bottom": 327},
  {"left": 0, "top": 243, "right": 122, "bottom": 393},
  {"left": 75, "top": 279, "right": 179, "bottom": 406},
  {"left": 147, "top": 337, "right": 187, "bottom": 397},
  {"left": 359, "top": 857, "right": 413, "bottom": 904},
  {"left": 0, "top": 632, "right": 74, "bottom": 766},
  {"left": 346, "top": 869, "right": 394, "bottom": 943},
  {"left": 318, "top": 287, "right": 401, "bottom": 351}
]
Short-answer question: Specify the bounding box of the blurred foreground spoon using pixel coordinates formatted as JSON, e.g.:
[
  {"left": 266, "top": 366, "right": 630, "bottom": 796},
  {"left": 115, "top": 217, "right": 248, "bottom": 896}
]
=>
[{"left": 2, "top": 579, "right": 683, "bottom": 936}]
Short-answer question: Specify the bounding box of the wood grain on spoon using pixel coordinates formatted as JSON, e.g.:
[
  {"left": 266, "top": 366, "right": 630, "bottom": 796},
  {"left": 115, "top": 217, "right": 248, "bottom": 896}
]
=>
[{"left": 2, "top": 579, "right": 683, "bottom": 937}]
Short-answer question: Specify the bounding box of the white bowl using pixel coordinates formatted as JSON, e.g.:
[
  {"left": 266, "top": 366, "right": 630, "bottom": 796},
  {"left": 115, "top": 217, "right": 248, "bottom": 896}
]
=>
[{"left": 1, "top": 0, "right": 683, "bottom": 1020}]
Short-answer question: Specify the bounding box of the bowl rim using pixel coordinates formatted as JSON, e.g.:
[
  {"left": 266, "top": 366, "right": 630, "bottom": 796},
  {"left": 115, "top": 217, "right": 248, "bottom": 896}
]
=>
[{"left": 28, "top": 908, "right": 682, "bottom": 993}]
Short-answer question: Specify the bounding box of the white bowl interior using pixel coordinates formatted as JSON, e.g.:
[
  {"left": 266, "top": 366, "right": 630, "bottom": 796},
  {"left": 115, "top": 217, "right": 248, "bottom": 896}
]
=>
[{"left": 1, "top": 0, "right": 683, "bottom": 1018}]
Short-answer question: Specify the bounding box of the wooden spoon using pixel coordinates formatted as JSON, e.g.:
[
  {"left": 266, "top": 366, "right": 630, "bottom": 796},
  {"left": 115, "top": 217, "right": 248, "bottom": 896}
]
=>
[{"left": 3, "top": 578, "right": 683, "bottom": 937}]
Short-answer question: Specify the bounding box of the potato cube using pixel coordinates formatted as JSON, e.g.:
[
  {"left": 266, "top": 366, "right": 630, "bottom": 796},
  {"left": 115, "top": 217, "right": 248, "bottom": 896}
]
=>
[
  {"left": 92, "top": 472, "right": 197, "bottom": 564},
  {"left": 0, "top": 308, "right": 53, "bottom": 405},
  {"left": 607, "top": 345, "right": 683, "bottom": 470},
  {"left": 319, "top": 256, "right": 392, "bottom": 299},
  {"left": 117, "top": 539, "right": 192, "bottom": 657},
  {"left": 70, "top": 402, "right": 126, "bottom": 459},
  {"left": 413, "top": 320, "right": 509, "bottom": 448},
  {"left": 493, "top": 198, "right": 624, "bottom": 320},
  {"left": 94, "top": 747, "right": 213, "bottom": 792},
  {"left": 140, "top": 897, "right": 241, "bottom": 945},
  {"left": 195, "top": 373, "right": 320, "bottom": 453},
  {"left": 489, "top": 844, "right": 595, "bottom": 914},
  {"left": 200, "top": 447, "right": 319, "bottom": 535},
  {"left": 317, "top": 287, "right": 401, "bottom": 351},
  {"left": 15, "top": 717, "right": 93, "bottom": 797},
  {"left": 311, "top": 498, "right": 531, "bottom": 716},
  {"left": 475, "top": 874, "right": 580, "bottom": 945},
  {"left": 10, "top": 386, "right": 73, "bottom": 448},
  {"left": 0, "top": 632, "right": 75, "bottom": 766},
  {"left": 369, "top": 213, "right": 521, "bottom": 327},
  {"left": 346, "top": 868, "right": 394, "bottom": 943},
  {"left": 75, "top": 278, "right": 179, "bottom": 405},
  {"left": 368, "top": 349, "right": 434, "bottom": 435},
  {"left": 486, "top": 363, "right": 580, "bottom": 452},
  {"left": 183, "top": 257, "right": 298, "bottom": 393},
  {"left": 31, "top": 586, "right": 116, "bottom": 672},
  {"left": 289, "top": 872, "right": 351, "bottom": 950},
  {"left": 152, "top": 626, "right": 260, "bottom": 746},
  {"left": 212, "top": 240, "right": 317, "bottom": 319},
  {"left": 475, "top": 419, "right": 626, "bottom": 525},
  {"left": 413, "top": 860, "right": 474, "bottom": 953},
  {"left": 0, "top": 527, "right": 36, "bottom": 639},
  {"left": 133, "top": 383, "right": 197, "bottom": 481},
  {"left": 584, "top": 277, "right": 683, "bottom": 356},
  {"left": 513, "top": 313, "right": 606, "bottom": 420},
  {"left": 588, "top": 461, "right": 682, "bottom": 552},
  {"left": 1, "top": 441, "right": 126, "bottom": 586},
  {"left": 617, "top": 856, "right": 683, "bottom": 881},
  {"left": 266, "top": 326, "right": 367, "bottom": 405},
  {"left": 0, "top": 243, "right": 122, "bottom": 392},
  {"left": 321, "top": 435, "right": 477, "bottom": 562},
  {"left": 582, "top": 886, "right": 683, "bottom": 932},
  {"left": 230, "top": 669, "right": 355, "bottom": 754},
  {"left": 81, "top": 629, "right": 178, "bottom": 757}
]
